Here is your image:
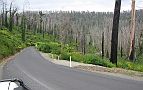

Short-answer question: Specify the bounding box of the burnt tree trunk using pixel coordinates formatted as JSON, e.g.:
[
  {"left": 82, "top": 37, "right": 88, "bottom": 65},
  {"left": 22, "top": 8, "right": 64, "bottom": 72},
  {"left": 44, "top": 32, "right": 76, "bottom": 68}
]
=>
[
  {"left": 9, "top": 2, "right": 17, "bottom": 32},
  {"left": 21, "top": 13, "right": 26, "bottom": 42},
  {"left": 110, "top": 0, "right": 121, "bottom": 65},
  {"left": 5, "top": 11, "right": 8, "bottom": 28},
  {"left": 2, "top": 3, "right": 5, "bottom": 26},
  {"left": 129, "top": 35, "right": 135, "bottom": 60},
  {"left": 120, "top": 45, "right": 123, "bottom": 57},
  {"left": 102, "top": 31, "right": 104, "bottom": 58},
  {"left": 16, "top": 13, "right": 19, "bottom": 26}
]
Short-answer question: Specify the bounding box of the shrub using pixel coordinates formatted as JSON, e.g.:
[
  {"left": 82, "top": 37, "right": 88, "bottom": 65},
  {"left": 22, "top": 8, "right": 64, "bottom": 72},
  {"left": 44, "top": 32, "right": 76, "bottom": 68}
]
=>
[
  {"left": 36, "top": 42, "right": 61, "bottom": 54},
  {"left": 60, "top": 51, "right": 70, "bottom": 60},
  {"left": 83, "top": 54, "right": 96, "bottom": 64},
  {"left": 94, "top": 56, "right": 115, "bottom": 68},
  {"left": 133, "top": 65, "right": 143, "bottom": 72},
  {"left": 83, "top": 54, "right": 115, "bottom": 68},
  {"left": 117, "top": 60, "right": 143, "bottom": 72},
  {"left": 136, "top": 55, "right": 143, "bottom": 64},
  {"left": 117, "top": 60, "right": 133, "bottom": 69},
  {"left": 70, "top": 52, "right": 84, "bottom": 62},
  {"left": 36, "top": 42, "right": 51, "bottom": 53},
  {"left": 0, "top": 29, "right": 23, "bottom": 59},
  {"left": 49, "top": 42, "right": 61, "bottom": 55},
  {"left": 62, "top": 44, "right": 75, "bottom": 53}
]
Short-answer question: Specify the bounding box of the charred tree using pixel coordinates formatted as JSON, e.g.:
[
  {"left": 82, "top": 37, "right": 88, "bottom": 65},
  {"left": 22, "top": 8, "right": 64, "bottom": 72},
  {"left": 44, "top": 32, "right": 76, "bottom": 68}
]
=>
[
  {"left": 1, "top": 1, "right": 5, "bottom": 26},
  {"left": 5, "top": 11, "right": 8, "bottom": 27},
  {"left": 129, "top": 35, "right": 135, "bottom": 60},
  {"left": 110, "top": 0, "right": 121, "bottom": 65},
  {"left": 21, "top": 13, "right": 26, "bottom": 42},
  {"left": 39, "top": 11, "right": 45, "bottom": 33},
  {"left": 16, "top": 13, "right": 19, "bottom": 26},
  {"left": 9, "top": 2, "right": 17, "bottom": 32},
  {"left": 102, "top": 31, "right": 104, "bottom": 58}
]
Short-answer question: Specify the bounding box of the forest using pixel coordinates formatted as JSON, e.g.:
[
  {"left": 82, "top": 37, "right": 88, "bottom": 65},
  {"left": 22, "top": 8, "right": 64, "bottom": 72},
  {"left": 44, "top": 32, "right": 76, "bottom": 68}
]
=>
[{"left": 0, "top": 0, "right": 143, "bottom": 72}]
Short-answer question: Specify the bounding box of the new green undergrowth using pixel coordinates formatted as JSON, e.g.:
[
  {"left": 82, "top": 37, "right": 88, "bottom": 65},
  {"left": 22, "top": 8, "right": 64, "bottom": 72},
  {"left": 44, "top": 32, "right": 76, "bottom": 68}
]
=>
[
  {"left": 117, "top": 58, "right": 143, "bottom": 72},
  {"left": 0, "top": 29, "right": 25, "bottom": 59},
  {"left": 36, "top": 42, "right": 115, "bottom": 68},
  {"left": 36, "top": 42, "right": 143, "bottom": 71}
]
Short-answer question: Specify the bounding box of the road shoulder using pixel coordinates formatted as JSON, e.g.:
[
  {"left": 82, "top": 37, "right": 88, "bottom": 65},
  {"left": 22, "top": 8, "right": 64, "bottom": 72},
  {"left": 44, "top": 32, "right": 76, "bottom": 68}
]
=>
[{"left": 40, "top": 52, "right": 143, "bottom": 81}]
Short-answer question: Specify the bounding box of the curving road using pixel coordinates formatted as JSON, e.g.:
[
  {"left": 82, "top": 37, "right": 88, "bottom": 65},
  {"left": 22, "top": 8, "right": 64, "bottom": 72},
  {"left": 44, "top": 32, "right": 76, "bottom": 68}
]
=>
[{"left": 2, "top": 47, "right": 143, "bottom": 90}]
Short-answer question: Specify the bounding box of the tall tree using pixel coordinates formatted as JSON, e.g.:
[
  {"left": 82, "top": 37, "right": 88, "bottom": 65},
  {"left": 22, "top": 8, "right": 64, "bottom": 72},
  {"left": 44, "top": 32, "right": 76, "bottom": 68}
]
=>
[
  {"left": 102, "top": 31, "right": 104, "bottom": 58},
  {"left": 39, "top": 11, "right": 45, "bottom": 33},
  {"left": 129, "top": 0, "right": 136, "bottom": 61},
  {"left": 9, "top": 2, "right": 17, "bottom": 32},
  {"left": 120, "top": 30, "right": 123, "bottom": 57},
  {"left": 82, "top": 26, "right": 86, "bottom": 54},
  {"left": 21, "top": 13, "right": 26, "bottom": 42},
  {"left": 4, "top": 1, "right": 8, "bottom": 28},
  {"left": 110, "top": 0, "right": 121, "bottom": 65},
  {"left": 5, "top": 10, "right": 8, "bottom": 27},
  {"left": 16, "top": 13, "right": 19, "bottom": 26},
  {"left": 138, "top": 30, "right": 143, "bottom": 55},
  {"left": 1, "top": 0, "right": 5, "bottom": 26}
]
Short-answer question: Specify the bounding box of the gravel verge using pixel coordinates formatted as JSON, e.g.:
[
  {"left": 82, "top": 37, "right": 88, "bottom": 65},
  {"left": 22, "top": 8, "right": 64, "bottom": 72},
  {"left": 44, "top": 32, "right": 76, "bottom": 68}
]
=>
[{"left": 40, "top": 52, "right": 143, "bottom": 81}]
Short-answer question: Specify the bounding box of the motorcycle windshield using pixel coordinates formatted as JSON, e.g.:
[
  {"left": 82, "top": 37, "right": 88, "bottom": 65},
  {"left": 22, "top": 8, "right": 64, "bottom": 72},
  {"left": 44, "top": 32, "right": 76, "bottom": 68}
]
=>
[{"left": 0, "top": 81, "right": 19, "bottom": 90}]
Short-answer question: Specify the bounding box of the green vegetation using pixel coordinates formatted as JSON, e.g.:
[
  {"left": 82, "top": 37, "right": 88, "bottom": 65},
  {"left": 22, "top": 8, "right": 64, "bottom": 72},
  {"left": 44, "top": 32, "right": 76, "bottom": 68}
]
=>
[
  {"left": 0, "top": 28, "right": 24, "bottom": 60},
  {"left": 0, "top": 26, "right": 56, "bottom": 61},
  {"left": 0, "top": 28, "right": 38, "bottom": 59},
  {"left": 36, "top": 42, "right": 116, "bottom": 68},
  {"left": 36, "top": 42, "right": 143, "bottom": 72},
  {"left": 117, "top": 59, "right": 143, "bottom": 72},
  {"left": 0, "top": 27, "right": 143, "bottom": 72},
  {"left": 0, "top": 3, "right": 143, "bottom": 73}
]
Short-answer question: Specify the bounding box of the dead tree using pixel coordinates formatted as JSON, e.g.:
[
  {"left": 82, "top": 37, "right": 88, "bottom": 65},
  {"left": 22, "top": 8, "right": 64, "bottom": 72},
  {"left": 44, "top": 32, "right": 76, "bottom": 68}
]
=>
[
  {"left": 129, "top": 0, "right": 136, "bottom": 61},
  {"left": 110, "top": 0, "right": 121, "bottom": 65},
  {"left": 139, "top": 30, "right": 143, "bottom": 55},
  {"left": 39, "top": 11, "right": 45, "bottom": 33},
  {"left": 5, "top": 10, "right": 8, "bottom": 27},
  {"left": 9, "top": 2, "right": 17, "bottom": 32},
  {"left": 16, "top": 13, "right": 19, "bottom": 26},
  {"left": 21, "top": 13, "right": 26, "bottom": 42},
  {"left": 1, "top": 0, "right": 5, "bottom": 26},
  {"left": 102, "top": 31, "right": 104, "bottom": 58},
  {"left": 3, "top": 1, "right": 8, "bottom": 28}
]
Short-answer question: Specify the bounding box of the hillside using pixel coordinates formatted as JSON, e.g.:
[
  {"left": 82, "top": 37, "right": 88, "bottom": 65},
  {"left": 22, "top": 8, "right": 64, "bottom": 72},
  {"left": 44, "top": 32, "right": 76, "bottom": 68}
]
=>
[
  {"left": 0, "top": 28, "right": 23, "bottom": 60},
  {"left": 0, "top": 9, "right": 143, "bottom": 72}
]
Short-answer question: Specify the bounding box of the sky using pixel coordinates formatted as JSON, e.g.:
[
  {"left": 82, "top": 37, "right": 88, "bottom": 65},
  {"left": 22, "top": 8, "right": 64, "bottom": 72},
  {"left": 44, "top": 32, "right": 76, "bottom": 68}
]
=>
[{"left": 5, "top": 0, "right": 143, "bottom": 12}]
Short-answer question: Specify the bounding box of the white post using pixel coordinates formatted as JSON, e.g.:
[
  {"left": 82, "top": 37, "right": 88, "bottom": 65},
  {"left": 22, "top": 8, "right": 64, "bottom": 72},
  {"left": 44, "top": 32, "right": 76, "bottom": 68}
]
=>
[
  {"left": 70, "top": 56, "right": 72, "bottom": 67},
  {"left": 58, "top": 56, "right": 60, "bottom": 60}
]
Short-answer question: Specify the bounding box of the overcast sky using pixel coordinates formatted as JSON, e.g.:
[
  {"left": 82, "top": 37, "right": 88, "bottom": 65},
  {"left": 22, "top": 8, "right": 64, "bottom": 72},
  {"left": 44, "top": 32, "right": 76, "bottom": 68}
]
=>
[{"left": 6, "top": 0, "right": 143, "bottom": 12}]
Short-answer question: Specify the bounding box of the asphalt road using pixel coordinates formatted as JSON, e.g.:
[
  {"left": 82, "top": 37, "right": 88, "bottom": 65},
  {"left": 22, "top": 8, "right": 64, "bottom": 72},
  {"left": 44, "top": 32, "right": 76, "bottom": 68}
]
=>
[{"left": 2, "top": 47, "right": 143, "bottom": 90}]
